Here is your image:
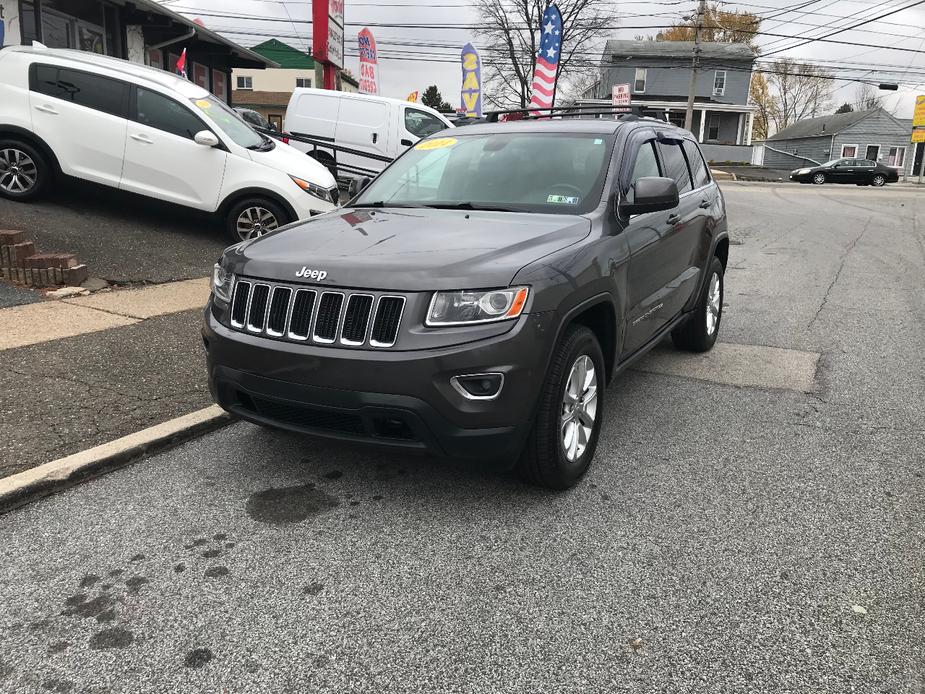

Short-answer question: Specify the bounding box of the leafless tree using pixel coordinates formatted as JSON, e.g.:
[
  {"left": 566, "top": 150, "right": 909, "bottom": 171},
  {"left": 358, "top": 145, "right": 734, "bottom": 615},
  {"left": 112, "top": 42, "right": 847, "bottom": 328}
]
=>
[
  {"left": 852, "top": 83, "right": 884, "bottom": 112},
  {"left": 765, "top": 58, "right": 833, "bottom": 130},
  {"left": 472, "top": 0, "right": 619, "bottom": 108}
]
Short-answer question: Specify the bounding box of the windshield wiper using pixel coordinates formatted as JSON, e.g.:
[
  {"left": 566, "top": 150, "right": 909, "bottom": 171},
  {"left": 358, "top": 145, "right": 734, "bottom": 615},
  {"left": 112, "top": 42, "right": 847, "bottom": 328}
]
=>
[
  {"left": 422, "top": 202, "right": 518, "bottom": 213},
  {"left": 352, "top": 201, "right": 423, "bottom": 209}
]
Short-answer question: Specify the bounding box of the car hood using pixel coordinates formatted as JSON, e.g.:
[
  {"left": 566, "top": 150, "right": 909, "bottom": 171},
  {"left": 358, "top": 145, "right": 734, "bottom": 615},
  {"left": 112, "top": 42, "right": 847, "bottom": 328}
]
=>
[
  {"left": 246, "top": 140, "right": 336, "bottom": 188},
  {"left": 227, "top": 207, "right": 592, "bottom": 291}
]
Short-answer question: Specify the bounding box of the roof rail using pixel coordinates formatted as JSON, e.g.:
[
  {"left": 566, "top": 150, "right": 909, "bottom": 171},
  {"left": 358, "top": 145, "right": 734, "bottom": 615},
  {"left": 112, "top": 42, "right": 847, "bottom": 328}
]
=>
[{"left": 484, "top": 104, "right": 669, "bottom": 123}]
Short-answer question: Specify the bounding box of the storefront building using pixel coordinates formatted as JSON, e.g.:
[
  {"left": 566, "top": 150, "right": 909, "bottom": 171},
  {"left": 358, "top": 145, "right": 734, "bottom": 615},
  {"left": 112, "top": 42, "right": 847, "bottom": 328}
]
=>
[{"left": 0, "top": 0, "right": 274, "bottom": 104}]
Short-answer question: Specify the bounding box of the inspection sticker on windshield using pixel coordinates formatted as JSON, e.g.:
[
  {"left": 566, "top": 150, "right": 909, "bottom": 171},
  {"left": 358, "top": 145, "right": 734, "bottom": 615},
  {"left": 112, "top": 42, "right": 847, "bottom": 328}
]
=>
[
  {"left": 547, "top": 194, "right": 579, "bottom": 204},
  {"left": 415, "top": 137, "right": 457, "bottom": 151}
]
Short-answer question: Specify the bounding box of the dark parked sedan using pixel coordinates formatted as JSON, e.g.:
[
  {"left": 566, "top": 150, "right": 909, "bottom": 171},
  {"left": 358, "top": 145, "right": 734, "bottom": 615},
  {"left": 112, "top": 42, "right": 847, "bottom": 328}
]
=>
[{"left": 790, "top": 158, "right": 899, "bottom": 186}]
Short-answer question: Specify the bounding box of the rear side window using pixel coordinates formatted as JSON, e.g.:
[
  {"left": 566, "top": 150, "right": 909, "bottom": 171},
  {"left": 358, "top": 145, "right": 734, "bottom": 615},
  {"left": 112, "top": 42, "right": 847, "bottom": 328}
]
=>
[
  {"left": 135, "top": 88, "right": 205, "bottom": 140},
  {"left": 657, "top": 141, "right": 693, "bottom": 194},
  {"left": 630, "top": 141, "right": 661, "bottom": 182},
  {"left": 30, "top": 65, "right": 128, "bottom": 118},
  {"left": 404, "top": 108, "right": 446, "bottom": 138},
  {"left": 682, "top": 140, "right": 711, "bottom": 188}
]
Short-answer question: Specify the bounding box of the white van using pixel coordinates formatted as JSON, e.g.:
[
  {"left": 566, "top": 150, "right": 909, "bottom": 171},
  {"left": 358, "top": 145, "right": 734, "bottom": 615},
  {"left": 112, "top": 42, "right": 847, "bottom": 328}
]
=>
[
  {"left": 284, "top": 89, "right": 454, "bottom": 178},
  {"left": 0, "top": 44, "right": 338, "bottom": 242}
]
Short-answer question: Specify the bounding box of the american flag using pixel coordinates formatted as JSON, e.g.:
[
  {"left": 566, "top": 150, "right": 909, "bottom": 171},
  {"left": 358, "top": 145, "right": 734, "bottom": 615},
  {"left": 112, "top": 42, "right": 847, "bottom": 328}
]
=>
[{"left": 528, "top": 4, "right": 562, "bottom": 114}]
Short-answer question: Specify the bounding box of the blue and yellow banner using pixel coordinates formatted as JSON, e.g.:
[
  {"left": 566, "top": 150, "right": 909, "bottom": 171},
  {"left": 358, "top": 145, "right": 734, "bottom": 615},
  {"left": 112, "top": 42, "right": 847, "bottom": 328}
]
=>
[{"left": 460, "top": 43, "right": 482, "bottom": 118}]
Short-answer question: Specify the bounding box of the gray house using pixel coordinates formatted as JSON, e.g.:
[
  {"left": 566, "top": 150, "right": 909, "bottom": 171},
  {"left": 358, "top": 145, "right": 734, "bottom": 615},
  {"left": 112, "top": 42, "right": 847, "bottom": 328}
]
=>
[
  {"left": 760, "top": 108, "right": 915, "bottom": 176},
  {"left": 576, "top": 40, "right": 756, "bottom": 162}
]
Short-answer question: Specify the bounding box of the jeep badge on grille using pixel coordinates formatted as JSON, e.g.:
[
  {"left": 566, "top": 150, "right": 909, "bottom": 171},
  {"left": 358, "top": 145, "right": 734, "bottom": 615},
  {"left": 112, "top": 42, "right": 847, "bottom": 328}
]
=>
[{"left": 296, "top": 267, "right": 327, "bottom": 281}]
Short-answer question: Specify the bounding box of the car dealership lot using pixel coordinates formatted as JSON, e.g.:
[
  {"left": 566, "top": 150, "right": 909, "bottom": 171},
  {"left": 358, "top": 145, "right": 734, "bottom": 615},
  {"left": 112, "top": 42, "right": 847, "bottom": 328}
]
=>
[{"left": 0, "top": 184, "right": 923, "bottom": 692}]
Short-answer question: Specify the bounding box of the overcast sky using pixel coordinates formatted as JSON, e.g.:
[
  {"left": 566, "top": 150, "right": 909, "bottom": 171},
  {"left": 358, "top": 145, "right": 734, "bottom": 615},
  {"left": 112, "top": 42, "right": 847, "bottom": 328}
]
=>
[{"left": 160, "top": 0, "right": 925, "bottom": 118}]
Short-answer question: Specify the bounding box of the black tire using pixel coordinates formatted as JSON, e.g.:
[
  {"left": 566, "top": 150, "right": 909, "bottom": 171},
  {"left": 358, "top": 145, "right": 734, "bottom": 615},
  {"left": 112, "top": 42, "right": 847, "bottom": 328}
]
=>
[
  {"left": 871, "top": 174, "right": 886, "bottom": 187},
  {"left": 0, "top": 139, "right": 51, "bottom": 201},
  {"left": 671, "top": 256, "right": 724, "bottom": 353},
  {"left": 308, "top": 151, "right": 338, "bottom": 181},
  {"left": 517, "top": 325, "right": 605, "bottom": 490},
  {"left": 812, "top": 173, "right": 826, "bottom": 185},
  {"left": 224, "top": 197, "right": 291, "bottom": 244}
]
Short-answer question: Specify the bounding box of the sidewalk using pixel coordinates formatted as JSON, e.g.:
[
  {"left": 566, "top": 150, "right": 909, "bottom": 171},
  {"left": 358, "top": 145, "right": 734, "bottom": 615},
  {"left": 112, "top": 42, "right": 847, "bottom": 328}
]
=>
[{"left": 0, "top": 279, "right": 213, "bottom": 478}]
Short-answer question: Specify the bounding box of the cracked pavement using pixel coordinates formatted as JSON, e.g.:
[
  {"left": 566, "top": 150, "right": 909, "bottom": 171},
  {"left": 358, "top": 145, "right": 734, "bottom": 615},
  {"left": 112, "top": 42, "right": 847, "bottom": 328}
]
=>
[{"left": 0, "top": 184, "right": 923, "bottom": 692}]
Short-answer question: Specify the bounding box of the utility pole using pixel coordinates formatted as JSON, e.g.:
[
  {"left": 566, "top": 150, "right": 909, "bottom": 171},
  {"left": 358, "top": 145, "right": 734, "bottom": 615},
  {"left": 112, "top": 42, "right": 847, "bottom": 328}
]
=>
[{"left": 684, "top": 0, "right": 707, "bottom": 132}]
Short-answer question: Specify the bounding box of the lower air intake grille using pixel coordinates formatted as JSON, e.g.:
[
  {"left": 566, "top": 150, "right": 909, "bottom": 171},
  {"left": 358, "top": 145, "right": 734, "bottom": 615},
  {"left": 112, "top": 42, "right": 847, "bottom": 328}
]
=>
[{"left": 242, "top": 393, "right": 365, "bottom": 435}]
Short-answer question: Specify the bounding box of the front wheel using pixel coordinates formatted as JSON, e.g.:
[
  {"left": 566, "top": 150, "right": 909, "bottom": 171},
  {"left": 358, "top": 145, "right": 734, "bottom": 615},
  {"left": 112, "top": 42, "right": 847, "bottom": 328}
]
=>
[
  {"left": 225, "top": 197, "right": 291, "bottom": 243},
  {"left": 517, "top": 325, "right": 605, "bottom": 490},
  {"left": 671, "top": 256, "right": 724, "bottom": 352},
  {"left": 871, "top": 174, "right": 886, "bottom": 187},
  {"left": 812, "top": 173, "right": 826, "bottom": 185}
]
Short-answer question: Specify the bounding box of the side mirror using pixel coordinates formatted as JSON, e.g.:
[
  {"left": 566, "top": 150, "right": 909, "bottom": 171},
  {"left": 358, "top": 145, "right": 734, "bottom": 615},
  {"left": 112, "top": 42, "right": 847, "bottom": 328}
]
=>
[
  {"left": 348, "top": 176, "right": 372, "bottom": 199},
  {"left": 194, "top": 130, "right": 220, "bottom": 147},
  {"left": 619, "top": 177, "right": 679, "bottom": 216}
]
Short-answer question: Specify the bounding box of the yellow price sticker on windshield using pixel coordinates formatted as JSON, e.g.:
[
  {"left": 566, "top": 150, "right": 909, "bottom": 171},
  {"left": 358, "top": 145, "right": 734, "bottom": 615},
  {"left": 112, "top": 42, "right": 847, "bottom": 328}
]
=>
[
  {"left": 415, "top": 137, "right": 457, "bottom": 151},
  {"left": 195, "top": 99, "right": 211, "bottom": 109}
]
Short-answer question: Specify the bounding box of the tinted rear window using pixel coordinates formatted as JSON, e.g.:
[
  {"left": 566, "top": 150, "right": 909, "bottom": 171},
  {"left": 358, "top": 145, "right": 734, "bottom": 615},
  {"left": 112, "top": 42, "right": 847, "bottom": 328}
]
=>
[
  {"left": 30, "top": 65, "right": 127, "bottom": 118},
  {"left": 682, "top": 140, "right": 711, "bottom": 188},
  {"left": 657, "top": 141, "right": 693, "bottom": 193}
]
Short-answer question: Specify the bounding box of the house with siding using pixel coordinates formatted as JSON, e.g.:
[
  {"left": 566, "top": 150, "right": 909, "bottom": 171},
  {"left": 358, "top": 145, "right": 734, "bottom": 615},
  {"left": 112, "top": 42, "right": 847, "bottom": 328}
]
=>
[
  {"left": 575, "top": 40, "right": 757, "bottom": 163},
  {"left": 760, "top": 108, "right": 916, "bottom": 176}
]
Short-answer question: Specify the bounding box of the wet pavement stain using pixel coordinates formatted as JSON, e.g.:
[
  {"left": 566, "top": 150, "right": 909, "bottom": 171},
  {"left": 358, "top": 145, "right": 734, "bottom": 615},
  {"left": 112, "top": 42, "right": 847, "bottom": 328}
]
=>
[
  {"left": 78, "top": 574, "right": 100, "bottom": 589},
  {"left": 47, "top": 641, "right": 70, "bottom": 655},
  {"left": 125, "top": 577, "right": 150, "bottom": 593},
  {"left": 184, "top": 538, "right": 209, "bottom": 549},
  {"left": 184, "top": 648, "right": 213, "bottom": 669},
  {"left": 224, "top": 542, "right": 236, "bottom": 549},
  {"left": 213, "top": 533, "right": 227, "bottom": 541},
  {"left": 108, "top": 569, "right": 124, "bottom": 577},
  {"left": 129, "top": 553, "right": 145, "bottom": 562},
  {"left": 323, "top": 470, "right": 343, "bottom": 480},
  {"left": 204, "top": 566, "right": 229, "bottom": 578},
  {"left": 61, "top": 595, "right": 114, "bottom": 619},
  {"left": 0, "top": 659, "right": 12, "bottom": 679},
  {"left": 304, "top": 582, "right": 324, "bottom": 596},
  {"left": 95, "top": 608, "right": 117, "bottom": 624},
  {"left": 174, "top": 563, "right": 186, "bottom": 573},
  {"left": 41, "top": 678, "right": 74, "bottom": 693},
  {"left": 201, "top": 549, "right": 221, "bottom": 559},
  {"left": 246, "top": 484, "right": 340, "bottom": 525},
  {"left": 89, "top": 627, "right": 134, "bottom": 650}
]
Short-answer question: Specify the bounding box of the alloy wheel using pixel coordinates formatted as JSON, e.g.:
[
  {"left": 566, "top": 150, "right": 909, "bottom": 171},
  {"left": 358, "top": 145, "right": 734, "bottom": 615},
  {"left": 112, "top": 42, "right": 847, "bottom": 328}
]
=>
[
  {"left": 560, "top": 355, "right": 598, "bottom": 463},
  {"left": 706, "top": 272, "right": 721, "bottom": 335},
  {"left": 872, "top": 175, "right": 886, "bottom": 187},
  {"left": 235, "top": 206, "right": 279, "bottom": 241},
  {"left": 0, "top": 148, "right": 38, "bottom": 194},
  {"left": 812, "top": 173, "right": 825, "bottom": 185}
]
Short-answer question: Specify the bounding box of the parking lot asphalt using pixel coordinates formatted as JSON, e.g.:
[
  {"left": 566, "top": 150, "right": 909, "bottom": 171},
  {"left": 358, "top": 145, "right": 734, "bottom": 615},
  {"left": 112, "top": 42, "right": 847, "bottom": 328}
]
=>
[
  {"left": 0, "top": 178, "right": 227, "bottom": 285},
  {"left": 0, "top": 184, "right": 923, "bottom": 693}
]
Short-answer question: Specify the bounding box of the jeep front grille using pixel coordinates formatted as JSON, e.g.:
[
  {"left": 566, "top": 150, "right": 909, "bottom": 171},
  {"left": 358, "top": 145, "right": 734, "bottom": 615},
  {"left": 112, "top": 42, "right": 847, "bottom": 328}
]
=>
[{"left": 230, "top": 279, "right": 405, "bottom": 348}]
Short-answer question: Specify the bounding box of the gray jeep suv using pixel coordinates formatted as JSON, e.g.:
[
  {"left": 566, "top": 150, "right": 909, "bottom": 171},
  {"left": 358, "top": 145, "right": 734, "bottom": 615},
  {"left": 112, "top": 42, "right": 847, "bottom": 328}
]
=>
[{"left": 203, "top": 117, "right": 729, "bottom": 489}]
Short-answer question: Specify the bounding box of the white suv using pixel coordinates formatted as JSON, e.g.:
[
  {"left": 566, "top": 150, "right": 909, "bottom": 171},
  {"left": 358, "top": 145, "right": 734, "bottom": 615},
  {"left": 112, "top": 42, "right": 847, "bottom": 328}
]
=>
[{"left": 0, "top": 44, "right": 338, "bottom": 242}]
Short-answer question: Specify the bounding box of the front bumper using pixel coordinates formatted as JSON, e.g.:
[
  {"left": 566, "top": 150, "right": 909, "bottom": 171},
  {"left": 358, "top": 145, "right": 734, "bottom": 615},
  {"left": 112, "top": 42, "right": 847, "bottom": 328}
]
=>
[
  {"left": 202, "top": 305, "right": 555, "bottom": 460},
  {"left": 287, "top": 191, "right": 337, "bottom": 219}
]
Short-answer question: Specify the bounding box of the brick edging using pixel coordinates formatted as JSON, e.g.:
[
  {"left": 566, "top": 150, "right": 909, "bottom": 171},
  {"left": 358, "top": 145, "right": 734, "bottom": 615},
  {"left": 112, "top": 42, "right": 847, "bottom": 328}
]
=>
[{"left": 0, "top": 229, "right": 88, "bottom": 288}]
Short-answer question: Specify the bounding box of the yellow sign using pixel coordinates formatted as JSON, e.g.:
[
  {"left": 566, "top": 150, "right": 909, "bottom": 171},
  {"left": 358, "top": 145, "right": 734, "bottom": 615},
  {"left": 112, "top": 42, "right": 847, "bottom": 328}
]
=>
[
  {"left": 415, "top": 137, "right": 457, "bottom": 151},
  {"left": 915, "top": 95, "right": 925, "bottom": 127},
  {"left": 406, "top": 90, "right": 419, "bottom": 103},
  {"left": 912, "top": 128, "right": 925, "bottom": 143}
]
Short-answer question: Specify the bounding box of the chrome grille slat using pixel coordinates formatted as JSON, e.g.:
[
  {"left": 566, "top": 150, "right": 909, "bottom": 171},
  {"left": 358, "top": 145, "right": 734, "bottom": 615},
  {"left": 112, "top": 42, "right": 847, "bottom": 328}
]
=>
[{"left": 228, "top": 279, "right": 404, "bottom": 349}]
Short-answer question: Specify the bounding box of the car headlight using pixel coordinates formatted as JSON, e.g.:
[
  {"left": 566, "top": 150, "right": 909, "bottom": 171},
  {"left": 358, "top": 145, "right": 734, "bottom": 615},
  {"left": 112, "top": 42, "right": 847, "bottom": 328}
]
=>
[
  {"left": 211, "top": 263, "right": 234, "bottom": 304},
  {"left": 796, "top": 168, "right": 811, "bottom": 175},
  {"left": 290, "top": 175, "right": 335, "bottom": 203},
  {"left": 426, "top": 287, "right": 529, "bottom": 326}
]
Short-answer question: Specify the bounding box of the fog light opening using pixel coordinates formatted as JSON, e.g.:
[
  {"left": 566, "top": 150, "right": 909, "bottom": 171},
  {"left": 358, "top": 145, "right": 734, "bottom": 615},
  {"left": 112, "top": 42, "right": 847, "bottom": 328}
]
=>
[{"left": 451, "top": 373, "right": 504, "bottom": 400}]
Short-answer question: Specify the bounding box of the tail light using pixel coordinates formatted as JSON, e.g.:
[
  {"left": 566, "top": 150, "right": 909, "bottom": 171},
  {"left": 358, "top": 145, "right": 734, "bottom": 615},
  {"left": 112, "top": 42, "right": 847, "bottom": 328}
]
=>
[{"left": 281, "top": 136, "right": 290, "bottom": 144}]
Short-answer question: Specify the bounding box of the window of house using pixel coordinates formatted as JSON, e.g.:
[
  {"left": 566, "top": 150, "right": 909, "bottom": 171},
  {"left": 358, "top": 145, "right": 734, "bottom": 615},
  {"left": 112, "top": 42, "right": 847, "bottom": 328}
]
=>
[
  {"left": 134, "top": 87, "right": 206, "bottom": 140},
  {"left": 656, "top": 141, "right": 693, "bottom": 194},
  {"left": 682, "top": 140, "right": 711, "bottom": 188},
  {"left": 888, "top": 146, "right": 906, "bottom": 168},
  {"left": 633, "top": 68, "right": 647, "bottom": 94},
  {"left": 840, "top": 144, "right": 858, "bottom": 158},
  {"left": 707, "top": 113, "right": 720, "bottom": 141},
  {"left": 296, "top": 77, "right": 312, "bottom": 88},
  {"left": 236, "top": 75, "right": 253, "bottom": 90},
  {"left": 864, "top": 144, "right": 880, "bottom": 162},
  {"left": 713, "top": 71, "right": 726, "bottom": 96},
  {"left": 30, "top": 65, "right": 128, "bottom": 118}
]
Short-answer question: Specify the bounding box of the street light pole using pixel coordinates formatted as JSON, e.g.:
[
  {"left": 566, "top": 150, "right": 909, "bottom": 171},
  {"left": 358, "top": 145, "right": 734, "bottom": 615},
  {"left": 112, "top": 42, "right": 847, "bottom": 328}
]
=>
[{"left": 684, "top": 0, "right": 707, "bottom": 132}]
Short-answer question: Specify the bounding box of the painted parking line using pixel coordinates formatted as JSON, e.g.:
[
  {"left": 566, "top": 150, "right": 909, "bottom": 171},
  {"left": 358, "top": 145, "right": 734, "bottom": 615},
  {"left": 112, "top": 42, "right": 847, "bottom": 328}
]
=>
[
  {"left": 635, "top": 342, "right": 819, "bottom": 393},
  {"left": 0, "top": 277, "right": 209, "bottom": 351}
]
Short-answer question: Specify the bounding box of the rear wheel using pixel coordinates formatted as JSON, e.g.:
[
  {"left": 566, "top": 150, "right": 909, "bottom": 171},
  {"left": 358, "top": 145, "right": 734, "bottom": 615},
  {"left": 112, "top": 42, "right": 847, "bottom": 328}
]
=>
[
  {"left": 225, "top": 197, "right": 291, "bottom": 243},
  {"left": 517, "top": 325, "right": 604, "bottom": 490},
  {"left": 671, "top": 256, "right": 724, "bottom": 352},
  {"left": 812, "top": 172, "right": 826, "bottom": 185},
  {"left": 0, "top": 140, "right": 50, "bottom": 201},
  {"left": 871, "top": 174, "right": 886, "bottom": 187}
]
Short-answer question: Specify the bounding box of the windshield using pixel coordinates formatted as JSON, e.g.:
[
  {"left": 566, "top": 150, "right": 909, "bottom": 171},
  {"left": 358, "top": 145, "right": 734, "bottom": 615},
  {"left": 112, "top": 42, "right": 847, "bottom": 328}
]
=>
[
  {"left": 191, "top": 95, "right": 266, "bottom": 149},
  {"left": 355, "top": 132, "right": 613, "bottom": 215},
  {"left": 821, "top": 159, "right": 842, "bottom": 167}
]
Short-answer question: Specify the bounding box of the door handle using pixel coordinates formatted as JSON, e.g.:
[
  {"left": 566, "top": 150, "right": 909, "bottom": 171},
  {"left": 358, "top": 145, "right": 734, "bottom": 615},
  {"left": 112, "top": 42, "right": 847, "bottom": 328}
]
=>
[
  {"left": 666, "top": 213, "right": 681, "bottom": 225},
  {"left": 35, "top": 104, "right": 58, "bottom": 115},
  {"left": 372, "top": 133, "right": 378, "bottom": 144},
  {"left": 699, "top": 199, "right": 711, "bottom": 209},
  {"left": 400, "top": 138, "right": 413, "bottom": 147},
  {"left": 130, "top": 133, "right": 154, "bottom": 144}
]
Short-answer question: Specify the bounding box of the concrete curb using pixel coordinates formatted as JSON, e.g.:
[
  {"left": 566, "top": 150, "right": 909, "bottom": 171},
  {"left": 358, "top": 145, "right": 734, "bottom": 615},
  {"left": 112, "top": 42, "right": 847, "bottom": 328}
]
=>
[{"left": 0, "top": 405, "right": 234, "bottom": 515}]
